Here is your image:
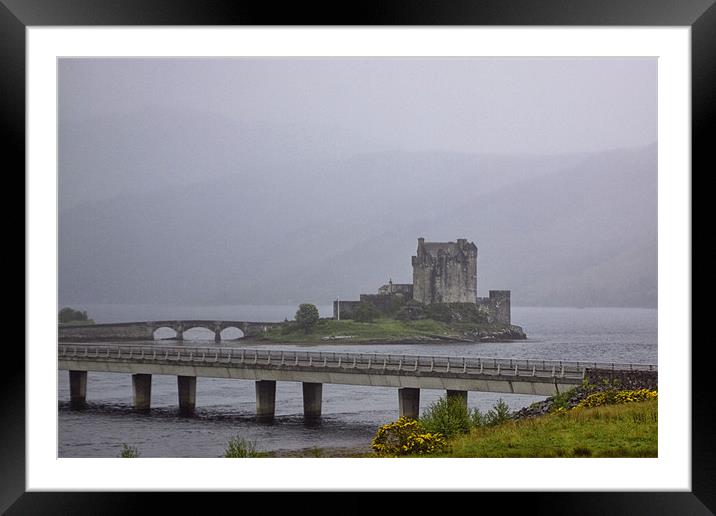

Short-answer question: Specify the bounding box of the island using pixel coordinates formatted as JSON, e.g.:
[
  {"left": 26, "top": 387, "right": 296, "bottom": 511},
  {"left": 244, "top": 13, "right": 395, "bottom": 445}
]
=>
[
  {"left": 247, "top": 237, "right": 527, "bottom": 344},
  {"left": 245, "top": 310, "right": 526, "bottom": 345}
]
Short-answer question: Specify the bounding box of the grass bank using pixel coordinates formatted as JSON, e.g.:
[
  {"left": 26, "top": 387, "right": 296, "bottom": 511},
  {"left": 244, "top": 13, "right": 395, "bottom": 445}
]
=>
[
  {"left": 437, "top": 399, "right": 657, "bottom": 458},
  {"left": 248, "top": 318, "right": 521, "bottom": 344},
  {"left": 261, "top": 399, "right": 657, "bottom": 458}
]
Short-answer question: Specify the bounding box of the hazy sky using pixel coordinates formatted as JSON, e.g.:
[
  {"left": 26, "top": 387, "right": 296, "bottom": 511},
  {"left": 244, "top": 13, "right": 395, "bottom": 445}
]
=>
[
  {"left": 60, "top": 57, "right": 656, "bottom": 156},
  {"left": 59, "top": 58, "right": 657, "bottom": 309}
]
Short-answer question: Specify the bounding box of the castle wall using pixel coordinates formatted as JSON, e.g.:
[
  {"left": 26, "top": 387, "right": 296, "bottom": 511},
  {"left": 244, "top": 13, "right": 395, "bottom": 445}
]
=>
[
  {"left": 412, "top": 238, "right": 477, "bottom": 304},
  {"left": 439, "top": 254, "right": 477, "bottom": 303},
  {"left": 333, "top": 300, "right": 361, "bottom": 320},
  {"left": 359, "top": 293, "right": 408, "bottom": 314},
  {"left": 476, "top": 290, "right": 511, "bottom": 325},
  {"left": 412, "top": 256, "right": 433, "bottom": 305},
  {"left": 377, "top": 283, "right": 414, "bottom": 297},
  {"left": 489, "top": 290, "right": 511, "bottom": 325}
]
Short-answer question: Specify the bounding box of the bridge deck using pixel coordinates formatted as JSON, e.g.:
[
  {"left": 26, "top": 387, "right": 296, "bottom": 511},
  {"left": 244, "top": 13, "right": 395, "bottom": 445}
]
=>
[
  {"left": 59, "top": 344, "right": 656, "bottom": 396},
  {"left": 61, "top": 320, "right": 281, "bottom": 328}
]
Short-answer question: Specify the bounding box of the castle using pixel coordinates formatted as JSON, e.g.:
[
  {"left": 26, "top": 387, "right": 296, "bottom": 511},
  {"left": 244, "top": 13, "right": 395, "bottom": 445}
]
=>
[{"left": 333, "top": 237, "right": 511, "bottom": 325}]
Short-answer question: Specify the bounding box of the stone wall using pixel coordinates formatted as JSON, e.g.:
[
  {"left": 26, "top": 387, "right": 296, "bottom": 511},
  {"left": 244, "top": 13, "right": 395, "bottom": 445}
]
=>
[
  {"left": 59, "top": 323, "right": 154, "bottom": 342},
  {"left": 333, "top": 300, "right": 362, "bottom": 320},
  {"left": 359, "top": 293, "right": 407, "bottom": 314},
  {"left": 333, "top": 294, "right": 409, "bottom": 319},
  {"left": 584, "top": 368, "right": 658, "bottom": 390}
]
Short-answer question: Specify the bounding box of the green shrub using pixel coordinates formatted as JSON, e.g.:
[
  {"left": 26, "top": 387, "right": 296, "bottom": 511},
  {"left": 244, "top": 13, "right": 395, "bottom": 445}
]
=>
[
  {"left": 385, "top": 295, "right": 407, "bottom": 317},
  {"left": 485, "top": 399, "right": 512, "bottom": 426},
  {"left": 354, "top": 302, "right": 381, "bottom": 323},
  {"left": 420, "top": 396, "right": 472, "bottom": 438},
  {"left": 549, "top": 387, "right": 580, "bottom": 412},
  {"left": 119, "top": 443, "right": 140, "bottom": 458},
  {"left": 421, "top": 397, "right": 514, "bottom": 435},
  {"left": 280, "top": 321, "right": 299, "bottom": 334},
  {"left": 402, "top": 433, "right": 449, "bottom": 455},
  {"left": 425, "top": 303, "right": 453, "bottom": 323},
  {"left": 371, "top": 417, "right": 448, "bottom": 456},
  {"left": 613, "top": 389, "right": 658, "bottom": 404},
  {"left": 470, "top": 407, "right": 488, "bottom": 427},
  {"left": 395, "top": 300, "right": 426, "bottom": 321},
  {"left": 575, "top": 389, "right": 657, "bottom": 409},
  {"left": 224, "top": 435, "right": 262, "bottom": 458}
]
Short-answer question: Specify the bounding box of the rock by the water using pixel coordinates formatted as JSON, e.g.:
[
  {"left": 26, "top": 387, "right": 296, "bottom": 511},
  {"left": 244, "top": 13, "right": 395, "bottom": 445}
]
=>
[{"left": 463, "top": 324, "right": 527, "bottom": 342}]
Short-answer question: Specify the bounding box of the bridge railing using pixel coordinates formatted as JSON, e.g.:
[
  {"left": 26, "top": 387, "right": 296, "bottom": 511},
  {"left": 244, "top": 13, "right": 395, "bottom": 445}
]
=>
[{"left": 58, "top": 344, "right": 657, "bottom": 379}]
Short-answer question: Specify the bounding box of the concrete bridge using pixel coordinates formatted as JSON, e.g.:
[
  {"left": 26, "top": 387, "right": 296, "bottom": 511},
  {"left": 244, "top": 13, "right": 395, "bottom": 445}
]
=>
[
  {"left": 58, "top": 320, "right": 282, "bottom": 342},
  {"left": 59, "top": 344, "right": 657, "bottom": 419}
]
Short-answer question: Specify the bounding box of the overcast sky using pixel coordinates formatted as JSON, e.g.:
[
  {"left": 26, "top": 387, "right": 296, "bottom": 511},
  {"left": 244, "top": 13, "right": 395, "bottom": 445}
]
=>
[
  {"left": 59, "top": 58, "right": 657, "bottom": 309},
  {"left": 60, "top": 57, "right": 656, "bottom": 158}
]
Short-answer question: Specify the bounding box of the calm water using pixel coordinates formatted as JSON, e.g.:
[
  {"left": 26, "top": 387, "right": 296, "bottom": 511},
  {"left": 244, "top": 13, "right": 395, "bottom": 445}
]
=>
[{"left": 58, "top": 306, "right": 657, "bottom": 457}]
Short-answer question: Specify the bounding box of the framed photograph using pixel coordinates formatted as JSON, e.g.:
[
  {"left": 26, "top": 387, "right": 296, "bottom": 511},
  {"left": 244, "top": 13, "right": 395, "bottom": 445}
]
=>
[{"left": 9, "top": 0, "right": 707, "bottom": 512}]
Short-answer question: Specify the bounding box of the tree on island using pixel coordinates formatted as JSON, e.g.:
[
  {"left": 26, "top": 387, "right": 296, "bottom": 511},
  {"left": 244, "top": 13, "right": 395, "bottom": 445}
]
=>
[
  {"left": 58, "top": 307, "right": 92, "bottom": 324},
  {"left": 295, "top": 303, "right": 320, "bottom": 333}
]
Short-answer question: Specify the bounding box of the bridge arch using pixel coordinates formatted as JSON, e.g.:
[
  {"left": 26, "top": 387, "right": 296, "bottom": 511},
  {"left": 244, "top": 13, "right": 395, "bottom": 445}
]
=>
[
  {"left": 182, "top": 326, "right": 217, "bottom": 341},
  {"left": 219, "top": 326, "right": 245, "bottom": 341},
  {"left": 153, "top": 326, "right": 178, "bottom": 341}
]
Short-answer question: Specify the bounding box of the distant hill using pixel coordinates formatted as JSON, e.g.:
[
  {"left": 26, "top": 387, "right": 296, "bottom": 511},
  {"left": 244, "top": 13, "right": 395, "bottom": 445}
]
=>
[
  {"left": 59, "top": 144, "right": 656, "bottom": 308},
  {"left": 255, "top": 145, "right": 657, "bottom": 308}
]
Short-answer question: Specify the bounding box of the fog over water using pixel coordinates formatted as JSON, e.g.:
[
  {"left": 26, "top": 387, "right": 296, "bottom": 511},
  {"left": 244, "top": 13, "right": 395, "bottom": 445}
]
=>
[{"left": 59, "top": 58, "right": 657, "bottom": 309}]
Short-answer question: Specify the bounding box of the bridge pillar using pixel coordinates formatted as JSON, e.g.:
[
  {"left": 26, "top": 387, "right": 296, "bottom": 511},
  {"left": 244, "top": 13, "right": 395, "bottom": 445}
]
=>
[
  {"left": 446, "top": 390, "right": 468, "bottom": 411},
  {"left": 255, "top": 380, "right": 276, "bottom": 420},
  {"left": 214, "top": 330, "right": 221, "bottom": 343},
  {"left": 177, "top": 376, "right": 197, "bottom": 415},
  {"left": 398, "top": 388, "right": 420, "bottom": 419},
  {"left": 69, "top": 370, "right": 87, "bottom": 406},
  {"left": 176, "top": 328, "right": 184, "bottom": 341},
  {"left": 302, "top": 382, "right": 323, "bottom": 419},
  {"left": 132, "top": 374, "right": 152, "bottom": 411}
]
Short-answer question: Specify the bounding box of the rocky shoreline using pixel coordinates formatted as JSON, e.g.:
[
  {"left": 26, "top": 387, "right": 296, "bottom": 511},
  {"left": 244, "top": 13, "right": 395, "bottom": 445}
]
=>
[
  {"left": 512, "top": 368, "right": 658, "bottom": 420},
  {"left": 461, "top": 324, "right": 527, "bottom": 342},
  {"left": 243, "top": 324, "right": 528, "bottom": 346},
  {"left": 266, "top": 445, "right": 372, "bottom": 458}
]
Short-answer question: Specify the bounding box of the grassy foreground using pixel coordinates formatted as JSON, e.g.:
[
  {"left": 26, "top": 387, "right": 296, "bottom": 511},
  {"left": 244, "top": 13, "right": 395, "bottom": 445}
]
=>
[
  {"left": 250, "top": 318, "right": 515, "bottom": 344},
  {"left": 435, "top": 399, "right": 657, "bottom": 458}
]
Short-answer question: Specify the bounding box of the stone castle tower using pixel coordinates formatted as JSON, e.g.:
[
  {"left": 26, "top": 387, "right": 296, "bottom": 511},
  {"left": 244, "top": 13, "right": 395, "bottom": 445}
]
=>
[
  {"left": 333, "top": 236, "right": 511, "bottom": 325},
  {"left": 411, "top": 237, "right": 478, "bottom": 304}
]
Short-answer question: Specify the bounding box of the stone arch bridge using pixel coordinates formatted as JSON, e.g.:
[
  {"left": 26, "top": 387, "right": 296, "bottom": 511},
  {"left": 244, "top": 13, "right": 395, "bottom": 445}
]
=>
[{"left": 58, "top": 320, "right": 281, "bottom": 342}]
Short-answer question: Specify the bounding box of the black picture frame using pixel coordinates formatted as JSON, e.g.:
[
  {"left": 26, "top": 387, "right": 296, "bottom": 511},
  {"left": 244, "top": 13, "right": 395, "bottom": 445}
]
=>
[{"left": 6, "top": 0, "right": 708, "bottom": 513}]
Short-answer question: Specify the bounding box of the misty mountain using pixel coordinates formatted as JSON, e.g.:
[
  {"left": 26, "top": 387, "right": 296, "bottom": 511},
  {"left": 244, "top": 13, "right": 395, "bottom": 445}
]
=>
[
  {"left": 59, "top": 144, "right": 656, "bottom": 308},
  {"left": 276, "top": 144, "right": 657, "bottom": 307},
  {"left": 58, "top": 107, "right": 395, "bottom": 210}
]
